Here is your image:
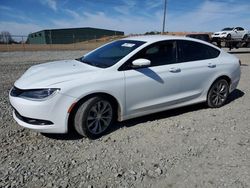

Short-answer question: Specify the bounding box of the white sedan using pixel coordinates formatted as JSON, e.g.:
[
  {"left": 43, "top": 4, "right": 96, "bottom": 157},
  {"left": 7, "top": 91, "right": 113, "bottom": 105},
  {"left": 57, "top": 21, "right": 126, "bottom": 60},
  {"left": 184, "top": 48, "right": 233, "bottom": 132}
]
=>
[
  {"left": 9, "top": 36, "right": 241, "bottom": 138},
  {"left": 212, "top": 27, "right": 249, "bottom": 40}
]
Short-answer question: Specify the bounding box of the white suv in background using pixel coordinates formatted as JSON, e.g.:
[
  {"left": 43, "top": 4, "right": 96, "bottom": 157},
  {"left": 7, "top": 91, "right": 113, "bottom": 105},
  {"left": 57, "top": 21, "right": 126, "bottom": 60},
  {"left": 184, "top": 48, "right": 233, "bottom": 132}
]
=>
[{"left": 212, "top": 27, "right": 249, "bottom": 40}]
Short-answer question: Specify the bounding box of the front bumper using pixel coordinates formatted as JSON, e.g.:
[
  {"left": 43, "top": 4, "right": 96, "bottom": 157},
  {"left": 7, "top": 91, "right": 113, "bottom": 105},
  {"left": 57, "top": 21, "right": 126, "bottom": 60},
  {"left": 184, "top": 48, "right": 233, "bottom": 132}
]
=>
[
  {"left": 9, "top": 91, "right": 77, "bottom": 134},
  {"left": 211, "top": 34, "right": 228, "bottom": 40}
]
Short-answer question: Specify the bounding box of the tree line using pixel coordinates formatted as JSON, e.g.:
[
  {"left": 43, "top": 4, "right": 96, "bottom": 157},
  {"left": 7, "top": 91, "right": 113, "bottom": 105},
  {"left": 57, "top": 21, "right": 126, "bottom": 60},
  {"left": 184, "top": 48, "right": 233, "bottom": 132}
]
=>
[{"left": 0, "top": 31, "right": 17, "bottom": 44}]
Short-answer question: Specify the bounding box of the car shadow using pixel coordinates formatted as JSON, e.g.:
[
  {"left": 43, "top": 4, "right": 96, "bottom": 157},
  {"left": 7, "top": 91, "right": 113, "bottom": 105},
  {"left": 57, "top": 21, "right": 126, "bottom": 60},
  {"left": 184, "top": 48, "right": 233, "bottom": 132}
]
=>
[
  {"left": 42, "top": 131, "right": 84, "bottom": 141},
  {"left": 42, "top": 89, "right": 244, "bottom": 140},
  {"left": 105, "top": 89, "right": 245, "bottom": 136},
  {"left": 226, "top": 88, "right": 244, "bottom": 104}
]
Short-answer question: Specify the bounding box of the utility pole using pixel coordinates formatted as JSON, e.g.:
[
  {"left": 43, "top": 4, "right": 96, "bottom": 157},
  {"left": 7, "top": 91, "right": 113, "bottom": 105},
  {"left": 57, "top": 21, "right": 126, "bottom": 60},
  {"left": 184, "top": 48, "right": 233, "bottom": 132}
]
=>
[{"left": 162, "top": 0, "right": 167, "bottom": 34}]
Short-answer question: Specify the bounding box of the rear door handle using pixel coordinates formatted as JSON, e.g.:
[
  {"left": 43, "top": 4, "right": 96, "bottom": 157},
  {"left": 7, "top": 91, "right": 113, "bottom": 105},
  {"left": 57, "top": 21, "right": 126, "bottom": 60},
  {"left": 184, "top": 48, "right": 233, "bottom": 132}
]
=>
[
  {"left": 169, "top": 67, "right": 181, "bottom": 73},
  {"left": 208, "top": 63, "right": 216, "bottom": 68}
]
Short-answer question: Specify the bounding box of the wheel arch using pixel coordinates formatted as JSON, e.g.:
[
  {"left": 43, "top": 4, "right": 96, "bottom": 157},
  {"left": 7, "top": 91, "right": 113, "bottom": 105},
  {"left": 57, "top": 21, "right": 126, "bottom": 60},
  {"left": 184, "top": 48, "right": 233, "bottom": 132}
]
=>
[
  {"left": 215, "top": 75, "right": 231, "bottom": 85},
  {"left": 207, "top": 75, "right": 231, "bottom": 100},
  {"left": 67, "top": 92, "right": 122, "bottom": 133}
]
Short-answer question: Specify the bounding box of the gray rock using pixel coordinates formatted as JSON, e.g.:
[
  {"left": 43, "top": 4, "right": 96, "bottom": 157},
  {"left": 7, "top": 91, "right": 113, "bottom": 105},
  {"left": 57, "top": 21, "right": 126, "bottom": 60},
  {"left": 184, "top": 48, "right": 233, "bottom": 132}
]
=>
[
  {"left": 128, "top": 170, "right": 136, "bottom": 175},
  {"left": 155, "top": 168, "right": 162, "bottom": 175}
]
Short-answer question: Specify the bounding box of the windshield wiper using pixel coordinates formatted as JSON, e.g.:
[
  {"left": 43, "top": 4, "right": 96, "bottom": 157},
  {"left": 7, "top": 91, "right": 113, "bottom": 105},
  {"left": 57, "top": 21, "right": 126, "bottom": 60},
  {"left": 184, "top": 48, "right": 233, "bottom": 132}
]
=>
[
  {"left": 95, "top": 63, "right": 109, "bottom": 68},
  {"left": 75, "top": 58, "right": 108, "bottom": 68},
  {"left": 76, "top": 58, "right": 93, "bottom": 66}
]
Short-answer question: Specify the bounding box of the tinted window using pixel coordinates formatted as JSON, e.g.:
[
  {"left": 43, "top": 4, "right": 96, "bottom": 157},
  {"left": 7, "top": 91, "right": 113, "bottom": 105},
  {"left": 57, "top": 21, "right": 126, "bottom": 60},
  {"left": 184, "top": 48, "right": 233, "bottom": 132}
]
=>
[
  {"left": 78, "top": 40, "right": 145, "bottom": 68},
  {"left": 124, "top": 41, "right": 177, "bottom": 69},
  {"left": 238, "top": 27, "right": 244, "bottom": 31},
  {"left": 178, "top": 40, "right": 220, "bottom": 62}
]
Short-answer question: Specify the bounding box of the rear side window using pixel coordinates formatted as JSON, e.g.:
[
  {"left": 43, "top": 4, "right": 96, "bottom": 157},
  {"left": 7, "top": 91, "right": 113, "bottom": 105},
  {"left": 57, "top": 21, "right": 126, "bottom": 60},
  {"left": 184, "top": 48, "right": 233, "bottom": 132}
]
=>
[
  {"left": 237, "top": 27, "right": 244, "bottom": 31},
  {"left": 178, "top": 40, "right": 220, "bottom": 62}
]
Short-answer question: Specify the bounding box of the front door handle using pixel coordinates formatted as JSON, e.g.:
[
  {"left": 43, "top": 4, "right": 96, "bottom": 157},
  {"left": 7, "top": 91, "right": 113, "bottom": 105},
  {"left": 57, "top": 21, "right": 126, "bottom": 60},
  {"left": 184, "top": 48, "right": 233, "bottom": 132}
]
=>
[
  {"left": 208, "top": 63, "right": 216, "bottom": 68},
  {"left": 169, "top": 67, "right": 181, "bottom": 73}
]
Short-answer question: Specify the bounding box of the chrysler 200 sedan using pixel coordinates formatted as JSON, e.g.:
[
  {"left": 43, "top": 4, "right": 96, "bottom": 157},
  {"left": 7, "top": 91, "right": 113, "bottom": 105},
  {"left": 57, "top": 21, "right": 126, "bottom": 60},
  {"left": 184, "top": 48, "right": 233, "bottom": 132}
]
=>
[{"left": 9, "top": 35, "right": 241, "bottom": 138}]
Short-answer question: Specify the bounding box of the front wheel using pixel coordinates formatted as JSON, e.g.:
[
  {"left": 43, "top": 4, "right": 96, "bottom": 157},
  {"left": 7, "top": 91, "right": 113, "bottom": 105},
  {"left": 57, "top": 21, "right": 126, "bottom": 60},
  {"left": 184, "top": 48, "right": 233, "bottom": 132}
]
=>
[
  {"left": 207, "top": 79, "right": 229, "bottom": 108},
  {"left": 74, "top": 96, "right": 114, "bottom": 138},
  {"left": 226, "top": 34, "right": 231, "bottom": 40}
]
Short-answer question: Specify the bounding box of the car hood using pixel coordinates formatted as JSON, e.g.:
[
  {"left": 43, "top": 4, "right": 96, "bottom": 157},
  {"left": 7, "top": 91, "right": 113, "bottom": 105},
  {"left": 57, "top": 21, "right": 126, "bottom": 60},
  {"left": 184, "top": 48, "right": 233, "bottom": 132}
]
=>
[{"left": 15, "top": 59, "right": 99, "bottom": 89}]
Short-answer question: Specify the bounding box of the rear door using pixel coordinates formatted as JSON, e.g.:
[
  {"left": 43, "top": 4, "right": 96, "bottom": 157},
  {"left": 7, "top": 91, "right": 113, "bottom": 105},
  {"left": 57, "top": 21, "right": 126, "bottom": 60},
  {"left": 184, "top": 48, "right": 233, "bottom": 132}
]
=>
[
  {"left": 236, "top": 27, "right": 245, "bottom": 38},
  {"left": 233, "top": 27, "right": 243, "bottom": 39},
  {"left": 175, "top": 40, "right": 221, "bottom": 100}
]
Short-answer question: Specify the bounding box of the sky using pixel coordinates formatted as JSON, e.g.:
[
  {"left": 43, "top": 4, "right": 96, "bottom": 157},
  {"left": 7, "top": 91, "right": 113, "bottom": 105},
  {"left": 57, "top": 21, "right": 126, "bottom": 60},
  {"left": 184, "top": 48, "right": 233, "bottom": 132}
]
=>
[{"left": 0, "top": 0, "right": 250, "bottom": 36}]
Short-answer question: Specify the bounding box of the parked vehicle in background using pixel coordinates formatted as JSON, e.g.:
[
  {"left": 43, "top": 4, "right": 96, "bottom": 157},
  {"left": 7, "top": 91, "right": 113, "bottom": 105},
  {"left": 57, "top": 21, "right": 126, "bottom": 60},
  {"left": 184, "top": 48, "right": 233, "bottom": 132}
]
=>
[
  {"left": 9, "top": 35, "right": 241, "bottom": 138},
  {"left": 186, "top": 34, "right": 211, "bottom": 43},
  {"left": 212, "top": 27, "right": 249, "bottom": 40}
]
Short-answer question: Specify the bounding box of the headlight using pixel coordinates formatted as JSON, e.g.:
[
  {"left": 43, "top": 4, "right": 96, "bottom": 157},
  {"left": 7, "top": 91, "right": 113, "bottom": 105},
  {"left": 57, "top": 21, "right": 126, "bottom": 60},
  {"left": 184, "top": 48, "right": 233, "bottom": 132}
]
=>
[
  {"left": 222, "top": 32, "right": 226, "bottom": 34},
  {"left": 10, "top": 87, "right": 60, "bottom": 101}
]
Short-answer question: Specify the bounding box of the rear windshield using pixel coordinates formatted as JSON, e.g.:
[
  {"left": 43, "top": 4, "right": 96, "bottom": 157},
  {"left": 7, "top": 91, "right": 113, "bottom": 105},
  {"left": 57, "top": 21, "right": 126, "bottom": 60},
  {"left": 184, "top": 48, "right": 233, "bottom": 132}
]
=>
[{"left": 78, "top": 40, "right": 145, "bottom": 68}]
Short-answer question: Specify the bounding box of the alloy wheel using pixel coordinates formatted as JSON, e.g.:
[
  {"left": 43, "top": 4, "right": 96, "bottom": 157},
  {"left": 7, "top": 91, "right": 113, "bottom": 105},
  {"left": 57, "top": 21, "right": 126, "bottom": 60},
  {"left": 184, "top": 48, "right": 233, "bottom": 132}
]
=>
[
  {"left": 86, "top": 100, "right": 113, "bottom": 135},
  {"left": 210, "top": 80, "right": 228, "bottom": 106}
]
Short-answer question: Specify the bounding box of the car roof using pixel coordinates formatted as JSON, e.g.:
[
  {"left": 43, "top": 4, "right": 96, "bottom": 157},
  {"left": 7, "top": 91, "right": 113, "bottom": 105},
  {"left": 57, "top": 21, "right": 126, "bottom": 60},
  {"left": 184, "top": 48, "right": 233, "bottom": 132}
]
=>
[
  {"left": 122, "top": 35, "right": 187, "bottom": 43},
  {"left": 120, "top": 35, "right": 221, "bottom": 50}
]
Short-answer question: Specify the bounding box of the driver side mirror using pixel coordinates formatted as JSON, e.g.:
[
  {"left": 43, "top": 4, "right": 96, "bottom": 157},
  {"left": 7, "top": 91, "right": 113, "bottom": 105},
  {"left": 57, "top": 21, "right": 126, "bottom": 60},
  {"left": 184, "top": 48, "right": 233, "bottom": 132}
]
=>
[{"left": 132, "top": 58, "right": 151, "bottom": 68}]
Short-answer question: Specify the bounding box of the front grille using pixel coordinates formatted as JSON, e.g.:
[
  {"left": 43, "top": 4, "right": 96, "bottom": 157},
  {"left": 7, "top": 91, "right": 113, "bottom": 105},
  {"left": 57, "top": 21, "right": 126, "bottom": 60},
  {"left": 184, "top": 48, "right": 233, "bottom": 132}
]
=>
[
  {"left": 14, "top": 110, "right": 53, "bottom": 125},
  {"left": 10, "top": 87, "right": 24, "bottom": 97}
]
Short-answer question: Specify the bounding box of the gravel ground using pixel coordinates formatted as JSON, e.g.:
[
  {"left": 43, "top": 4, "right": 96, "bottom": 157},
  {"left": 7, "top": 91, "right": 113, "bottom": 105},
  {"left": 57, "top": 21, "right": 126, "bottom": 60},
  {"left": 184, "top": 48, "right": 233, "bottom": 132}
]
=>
[{"left": 0, "top": 49, "right": 249, "bottom": 188}]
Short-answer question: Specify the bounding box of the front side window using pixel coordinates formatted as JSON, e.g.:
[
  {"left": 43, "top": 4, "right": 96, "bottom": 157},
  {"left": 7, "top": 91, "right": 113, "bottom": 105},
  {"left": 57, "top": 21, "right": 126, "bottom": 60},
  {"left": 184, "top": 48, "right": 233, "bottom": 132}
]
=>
[
  {"left": 178, "top": 40, "right": 220, "bottom": 62},
  {"left": 77, "top": 40, "right": 145, "bottom": 68},
  {"left": 122, "top": 40, "right": 177, "bottom": 69}
]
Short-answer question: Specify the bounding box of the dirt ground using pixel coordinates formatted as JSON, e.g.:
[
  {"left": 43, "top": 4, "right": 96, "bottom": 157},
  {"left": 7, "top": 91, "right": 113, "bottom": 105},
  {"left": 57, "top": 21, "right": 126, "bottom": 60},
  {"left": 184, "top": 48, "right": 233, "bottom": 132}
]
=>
[
  {"left": 0, "top": 41, "right": 106, "bottom": 52},
  {"left": 0, "top": 48, "right": 249, "bottom": 188}
]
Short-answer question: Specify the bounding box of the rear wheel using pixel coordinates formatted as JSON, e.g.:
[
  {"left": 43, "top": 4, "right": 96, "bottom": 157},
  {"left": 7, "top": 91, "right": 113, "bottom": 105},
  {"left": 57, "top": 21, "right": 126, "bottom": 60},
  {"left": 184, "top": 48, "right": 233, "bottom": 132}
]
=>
[
  {"left": 74, "top": 96, "right": 114, "bottom": 138},
  {"left": 207, "top": 79, "right": 229, "bottom": 108}
]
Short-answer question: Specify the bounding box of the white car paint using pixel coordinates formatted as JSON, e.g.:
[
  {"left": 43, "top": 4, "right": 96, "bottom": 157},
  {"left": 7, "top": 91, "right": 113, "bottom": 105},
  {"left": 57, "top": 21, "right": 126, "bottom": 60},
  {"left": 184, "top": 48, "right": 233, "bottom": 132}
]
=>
[
  {"left": 212, "top": 27, "right": 249, "bottom": 40},
  {"left": 9, "top": 35, "right": 241, "bottom": 134}
]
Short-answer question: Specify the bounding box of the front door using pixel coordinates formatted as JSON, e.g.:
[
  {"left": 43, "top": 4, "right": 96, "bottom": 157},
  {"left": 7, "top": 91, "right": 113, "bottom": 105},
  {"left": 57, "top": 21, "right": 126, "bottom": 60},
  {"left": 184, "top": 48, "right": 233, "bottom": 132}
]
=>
[{"left": 123, "top": 40, "right": 183, "bottom": 117}]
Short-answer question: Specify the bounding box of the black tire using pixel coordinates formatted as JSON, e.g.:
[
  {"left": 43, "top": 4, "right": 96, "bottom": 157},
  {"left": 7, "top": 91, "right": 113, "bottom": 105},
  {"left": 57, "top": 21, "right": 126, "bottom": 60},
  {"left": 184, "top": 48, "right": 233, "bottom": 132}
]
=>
[
  {"left": 207, "top": 79, "right": 229, "bottom": 108},
  {"left": 226, "top": 34, "right": 231, "bottom": 40},
  {"left": 74, "top": 96, "right": 114, "bottom": 138}
]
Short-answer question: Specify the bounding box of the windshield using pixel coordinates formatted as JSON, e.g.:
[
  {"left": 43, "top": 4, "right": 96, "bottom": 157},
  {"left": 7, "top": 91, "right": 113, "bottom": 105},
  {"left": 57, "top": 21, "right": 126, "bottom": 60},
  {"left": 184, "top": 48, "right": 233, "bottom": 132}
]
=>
[
  {"left": 222, "top": 27, "right": 233, "bottom": 31},
  {"left": 78, "top": 40, "right": 145, "bottom": 68}
]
